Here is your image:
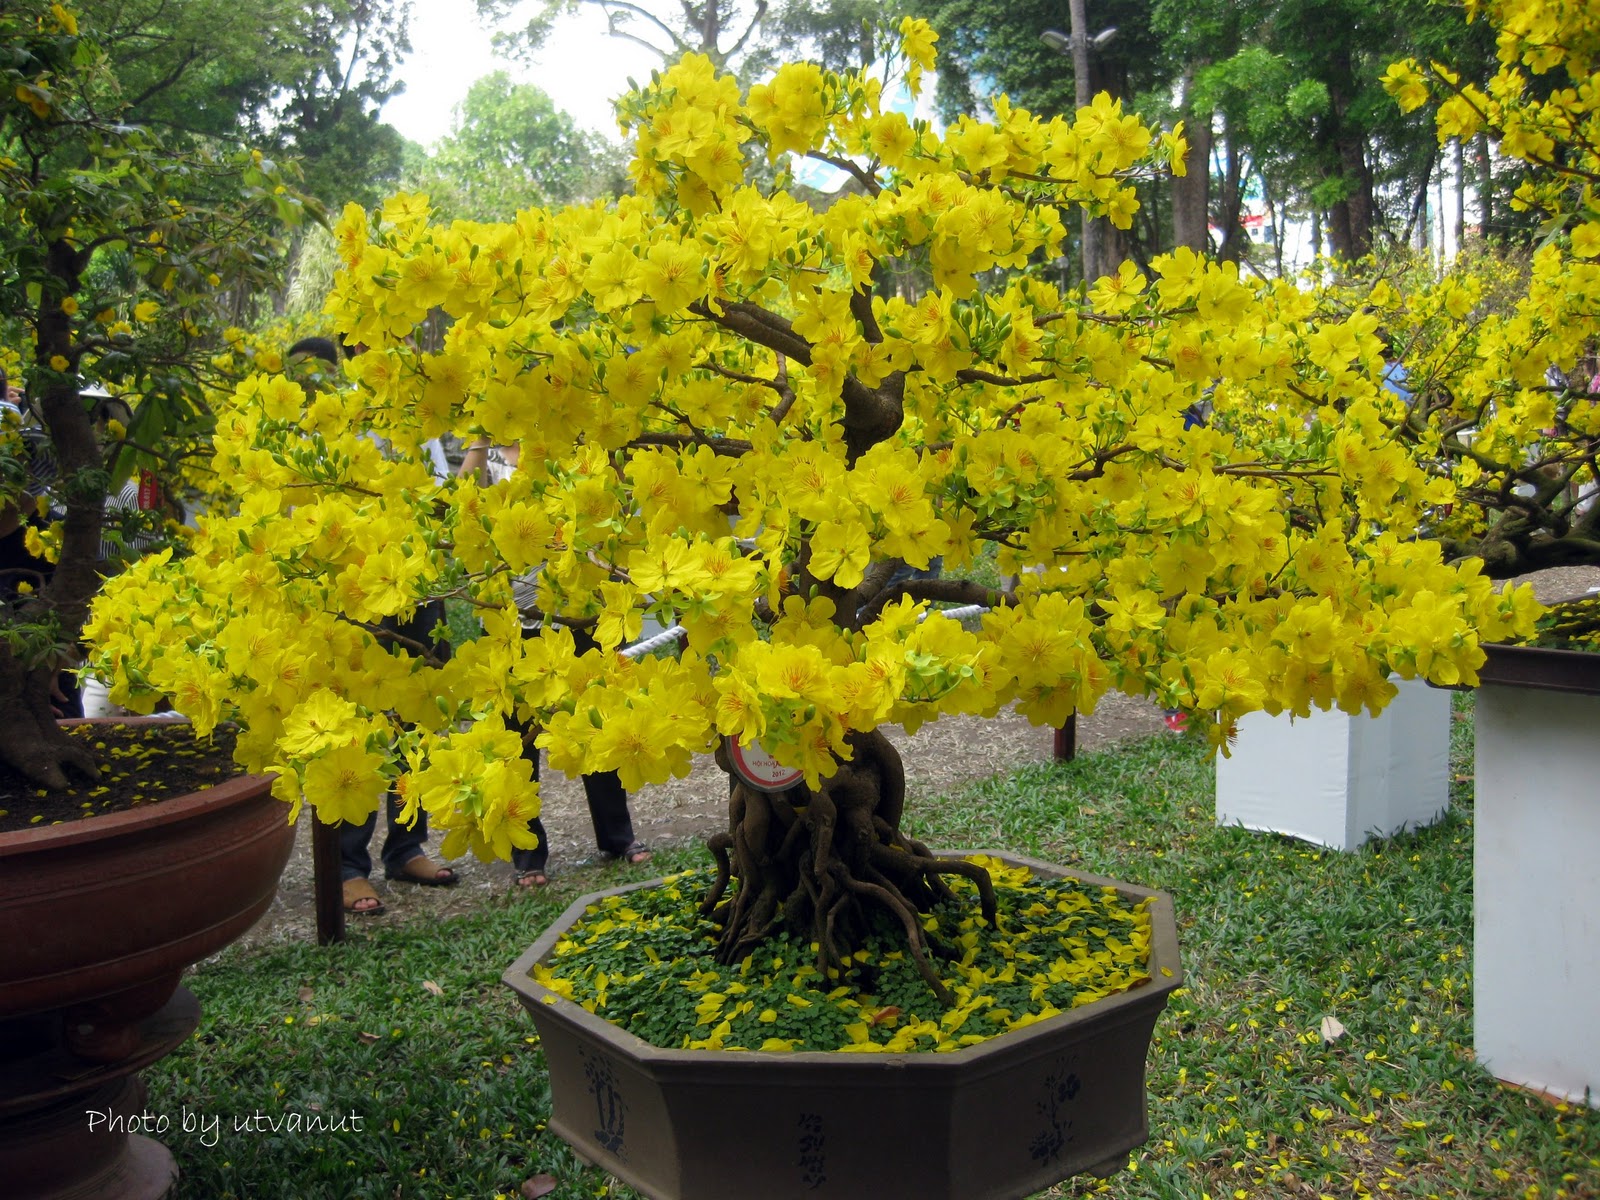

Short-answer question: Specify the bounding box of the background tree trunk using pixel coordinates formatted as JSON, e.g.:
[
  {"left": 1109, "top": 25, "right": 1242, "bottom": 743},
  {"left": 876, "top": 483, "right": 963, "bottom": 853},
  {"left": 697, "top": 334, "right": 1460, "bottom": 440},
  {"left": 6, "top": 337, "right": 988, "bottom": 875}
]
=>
[
  {"left": 1476, "top": 132, "right": 1492, "bottom": 237},
  {"left": 2, "top": 243, "right": 109, "bottom": 788},
  {"left": 1215, "top": 123, "right": 1247, "bottom": 264},
  {"left": 1172, "top": 66, "right": 1212, "bottom": 254}
]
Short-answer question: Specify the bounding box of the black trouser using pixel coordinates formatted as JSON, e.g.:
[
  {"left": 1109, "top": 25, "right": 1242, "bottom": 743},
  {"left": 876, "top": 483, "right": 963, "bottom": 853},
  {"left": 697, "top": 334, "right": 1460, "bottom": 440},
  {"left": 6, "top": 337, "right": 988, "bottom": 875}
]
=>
[{"left": 510, "top": 625, "right": 635, "bottom": 872}]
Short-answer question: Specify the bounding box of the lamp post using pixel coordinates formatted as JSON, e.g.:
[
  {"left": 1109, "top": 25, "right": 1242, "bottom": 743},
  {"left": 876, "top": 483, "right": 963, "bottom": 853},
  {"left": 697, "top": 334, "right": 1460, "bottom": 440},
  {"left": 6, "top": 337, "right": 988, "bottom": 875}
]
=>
[{"left": 1042, "top": 13, "right": 1118, "bottom": 282}]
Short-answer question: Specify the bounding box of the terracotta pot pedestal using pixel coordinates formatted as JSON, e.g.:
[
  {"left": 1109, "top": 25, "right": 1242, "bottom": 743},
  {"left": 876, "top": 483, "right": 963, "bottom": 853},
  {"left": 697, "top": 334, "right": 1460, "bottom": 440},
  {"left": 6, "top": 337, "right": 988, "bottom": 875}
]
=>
[
  {"left": 0, "top": 990, "right": 200, "bottom": 1199},
  {"left": 1473, "top": 645, "right": 1600, "bottom": 1107},
  {"left": 505, "top": 852, "right": 1182, "bottom": 1200},
  {"left": 0, "top": 720, "right": 295, "bottom": 1196}
]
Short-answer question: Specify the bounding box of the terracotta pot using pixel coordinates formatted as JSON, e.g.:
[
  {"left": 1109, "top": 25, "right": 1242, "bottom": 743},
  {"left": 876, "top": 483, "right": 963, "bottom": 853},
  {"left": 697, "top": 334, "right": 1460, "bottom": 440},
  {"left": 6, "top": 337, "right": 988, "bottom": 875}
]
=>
[
  {"left": 0, "top": 718, "right": 293, "bottom": 1199},
  {"left": 504, "top": 851, "right": 1182, "bottom": 1200}
]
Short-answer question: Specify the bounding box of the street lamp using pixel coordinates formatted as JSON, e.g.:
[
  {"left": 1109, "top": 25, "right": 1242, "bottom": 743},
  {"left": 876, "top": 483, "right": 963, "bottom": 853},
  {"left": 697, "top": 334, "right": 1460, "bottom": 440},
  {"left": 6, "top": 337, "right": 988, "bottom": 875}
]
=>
[
  {"left": 1041, "top": 11, "right": 1118, "bottom": 282},
  {"left": 1040, "top": 26, "right": 1118, "bottom": 56}
]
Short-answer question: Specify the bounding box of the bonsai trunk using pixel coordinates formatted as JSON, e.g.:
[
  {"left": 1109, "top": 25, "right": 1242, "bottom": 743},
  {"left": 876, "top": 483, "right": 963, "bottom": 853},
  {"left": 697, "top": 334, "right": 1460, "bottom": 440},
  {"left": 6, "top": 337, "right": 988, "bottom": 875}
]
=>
[
  {"left": 0, "top": 654, "right": 97, "bottom": 789},
  {"left": 0, "top": 238, "right": 108, "bottom": 789},
  {"left": 699, "top": 729, "right": 996, "bottom": 1005}
]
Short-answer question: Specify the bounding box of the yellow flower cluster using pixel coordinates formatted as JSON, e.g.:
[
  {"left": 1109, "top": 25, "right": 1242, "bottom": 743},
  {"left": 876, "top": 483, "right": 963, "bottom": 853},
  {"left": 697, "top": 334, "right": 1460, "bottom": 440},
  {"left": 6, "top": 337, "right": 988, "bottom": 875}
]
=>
[
  {"left": 88, "top": 22, "right": 1540, "bottom": 846},
  {"left": 1383, "top": 0, "right": 1600, "bottom": 222},
  {"left": 1375, "top": 1, "right": 1600, "bottom": 579}
]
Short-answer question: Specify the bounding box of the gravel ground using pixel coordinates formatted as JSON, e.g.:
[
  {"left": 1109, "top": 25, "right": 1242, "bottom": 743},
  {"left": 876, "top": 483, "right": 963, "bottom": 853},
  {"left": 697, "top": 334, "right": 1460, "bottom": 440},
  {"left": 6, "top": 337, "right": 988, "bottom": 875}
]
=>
[
  {"left": 1515, "top": 564, "right": 1600, "bottom": 604},
  {"left": 237, "top": 564, "right": 1600, "bottom": 948}
]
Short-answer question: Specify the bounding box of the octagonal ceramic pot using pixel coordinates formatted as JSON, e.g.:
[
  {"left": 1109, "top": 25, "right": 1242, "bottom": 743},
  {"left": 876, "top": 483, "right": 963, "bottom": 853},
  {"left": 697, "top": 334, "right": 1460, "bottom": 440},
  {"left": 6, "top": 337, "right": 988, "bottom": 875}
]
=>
[
  {"left": 0, "top": 731, "right": 291, "bottom": 1035},
  {"left": 504, "top": 850, "right": 1182, "bottom": 1200}
]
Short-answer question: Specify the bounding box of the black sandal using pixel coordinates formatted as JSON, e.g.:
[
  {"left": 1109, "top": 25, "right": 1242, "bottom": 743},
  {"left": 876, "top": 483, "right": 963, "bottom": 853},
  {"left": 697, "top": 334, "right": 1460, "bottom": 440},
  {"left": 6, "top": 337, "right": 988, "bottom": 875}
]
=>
[{"left": 605, "top": 841, "right": 651, "bottom": 866}]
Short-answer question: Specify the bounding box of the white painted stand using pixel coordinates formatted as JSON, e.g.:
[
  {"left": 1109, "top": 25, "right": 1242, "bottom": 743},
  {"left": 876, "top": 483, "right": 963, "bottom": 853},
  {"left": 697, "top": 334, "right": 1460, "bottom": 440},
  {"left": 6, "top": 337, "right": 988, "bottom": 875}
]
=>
[
  {"left": 1473, "top": 682, "right": 1600, "bottom": 1107},
  {"left": 1215, "top": 676, "right": 1451, "bottom": 851}
]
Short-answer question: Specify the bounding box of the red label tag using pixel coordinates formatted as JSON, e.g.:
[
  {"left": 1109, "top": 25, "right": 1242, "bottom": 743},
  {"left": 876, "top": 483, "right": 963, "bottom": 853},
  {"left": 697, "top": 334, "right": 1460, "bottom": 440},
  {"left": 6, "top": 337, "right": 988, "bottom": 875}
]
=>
[
  {"left": 727, "top": 738, "right": 805, "bottom": 793},
  {"left": 137, "top": 469, "right": 160, "bottom": 510}
]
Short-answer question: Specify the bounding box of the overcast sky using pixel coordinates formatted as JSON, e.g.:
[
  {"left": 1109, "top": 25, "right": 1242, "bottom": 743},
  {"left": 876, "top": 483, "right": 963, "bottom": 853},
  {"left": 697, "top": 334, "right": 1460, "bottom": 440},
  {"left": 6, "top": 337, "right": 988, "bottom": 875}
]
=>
[{"left": 383, "top": 0, "right": 660, "bottom": 147}]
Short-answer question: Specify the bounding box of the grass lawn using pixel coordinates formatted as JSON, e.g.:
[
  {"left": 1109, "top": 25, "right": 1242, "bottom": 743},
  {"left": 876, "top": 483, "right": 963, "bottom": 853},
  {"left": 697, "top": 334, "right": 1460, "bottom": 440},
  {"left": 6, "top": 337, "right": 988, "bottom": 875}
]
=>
[{"left": 150, "top": 694, "right": 1600, "bottom": 1198}]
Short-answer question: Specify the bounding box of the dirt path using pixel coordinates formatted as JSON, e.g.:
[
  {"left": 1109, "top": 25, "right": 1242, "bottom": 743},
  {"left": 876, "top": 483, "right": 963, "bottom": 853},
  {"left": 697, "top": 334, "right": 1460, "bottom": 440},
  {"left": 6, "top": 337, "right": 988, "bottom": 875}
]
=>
[{"left": 240, "top": 693, "right": 1170, "bottom": 947}]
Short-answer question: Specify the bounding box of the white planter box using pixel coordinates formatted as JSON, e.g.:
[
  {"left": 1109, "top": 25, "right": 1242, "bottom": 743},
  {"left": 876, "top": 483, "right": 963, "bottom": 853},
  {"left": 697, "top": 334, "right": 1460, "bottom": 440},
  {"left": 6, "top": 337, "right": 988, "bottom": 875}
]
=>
[
  {"left": 1473, "top": 648, "right": 1600, "bottom": 1107},
  {"left": 1215, "top": 676, "right": 1451, "bottom": 851}
]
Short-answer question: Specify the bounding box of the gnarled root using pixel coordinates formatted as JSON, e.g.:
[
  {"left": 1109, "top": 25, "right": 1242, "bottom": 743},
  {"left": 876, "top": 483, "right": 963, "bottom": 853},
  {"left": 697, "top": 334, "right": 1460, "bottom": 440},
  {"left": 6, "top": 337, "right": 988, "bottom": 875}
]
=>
[{"left": 704, "top": 729, "right": 993, "bottom": 1007}]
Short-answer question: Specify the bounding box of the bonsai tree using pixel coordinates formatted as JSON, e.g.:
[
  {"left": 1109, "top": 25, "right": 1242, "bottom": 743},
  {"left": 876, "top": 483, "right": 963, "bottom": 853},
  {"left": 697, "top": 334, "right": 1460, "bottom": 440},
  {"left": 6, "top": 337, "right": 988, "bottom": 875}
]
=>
[
  {"left": 1326, "top": 0, "right": 1600, "bottom": 609},
  {"left": 1163, "top": 47, "right": 1600, "bottom": 611},
  {"left": 0, "top": 2, "right": 311, "bottom": 788},
  {"left": 90, "top": 20, "right": 1538, "bottom": 990}
]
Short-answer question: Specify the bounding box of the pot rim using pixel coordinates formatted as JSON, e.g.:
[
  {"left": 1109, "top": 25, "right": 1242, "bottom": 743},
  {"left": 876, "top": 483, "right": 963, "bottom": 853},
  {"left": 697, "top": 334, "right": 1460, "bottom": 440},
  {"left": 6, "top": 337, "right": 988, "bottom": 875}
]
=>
[
  {"left": 1479, "top": 641, "right": 1600, "bottom": 696},
  {"left": 0, "top": 718, "right": 276, "bottom": 857}
]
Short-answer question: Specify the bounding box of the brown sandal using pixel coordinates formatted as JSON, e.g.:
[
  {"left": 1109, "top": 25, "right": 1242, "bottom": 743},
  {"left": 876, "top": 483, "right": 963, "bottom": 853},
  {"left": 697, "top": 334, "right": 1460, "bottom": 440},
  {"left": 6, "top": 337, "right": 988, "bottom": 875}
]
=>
[
  {"left": 514, "top": 870, "right": 549, "bottom": 889},
  {"left": 342, "top": 877, "right": 386, "bottom": 916},
  {"left": 386, "top": 856, "right": 458, "bottom": 887}
]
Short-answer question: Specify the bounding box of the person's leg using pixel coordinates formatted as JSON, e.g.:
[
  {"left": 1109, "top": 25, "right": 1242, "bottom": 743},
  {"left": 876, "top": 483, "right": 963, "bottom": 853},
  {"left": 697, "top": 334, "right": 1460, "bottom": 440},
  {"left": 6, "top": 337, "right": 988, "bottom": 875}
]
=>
[
  {"left": 561, "top": 625, "right": 645, "bottom": 863},
  {"left": 339, "top": 810, "right": 378, "bottom": 883},
  {"left": 370, "top": 605, "right": 455, "bottom": 884},
  {"left": 378, "top": 792, "right": 426, "bottom": 876},
  {"left": 338, "top": 809, "right": 385, "bottom": 914},
  {"left": 380, "top": 795, "right": 458, "bottom": 883},
  {"left": 511, "top": 623, "right": 551, "bottom": 884},
  {"left": 512, "top": 816, "right": 550, "bottom": 883},
  {"left": 583, "top": 770, "right": 648, "bottom": 862}
]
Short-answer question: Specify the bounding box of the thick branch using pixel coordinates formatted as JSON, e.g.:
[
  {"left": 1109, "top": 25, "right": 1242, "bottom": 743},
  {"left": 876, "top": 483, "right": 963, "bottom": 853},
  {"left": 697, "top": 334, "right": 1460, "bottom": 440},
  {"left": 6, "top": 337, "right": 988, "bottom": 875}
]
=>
[
  {"left": 627, "top": 431, "right": 752, "bottom": 456},
  {"left": 849, "top": 286, "right": 883, "bottom": 343},
  {"left": 690, "top": 299, "right": 813, "bottom": 364}
]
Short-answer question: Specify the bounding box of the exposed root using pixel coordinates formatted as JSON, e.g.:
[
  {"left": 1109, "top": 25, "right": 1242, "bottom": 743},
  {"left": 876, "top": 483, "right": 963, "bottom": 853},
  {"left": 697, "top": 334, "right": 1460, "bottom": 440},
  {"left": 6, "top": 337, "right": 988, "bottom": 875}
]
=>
[
  {"left": 870, "top": 842, "right": 999, "bottom": 927},
  {"left": 840, "top": 871, "right": 953, "bottom": 1006},
  {"left": 704, "top": 729, "right": 993, "bottom": 1007},
  {"left": 698, "top": 832, "right": 734, "bottom": 917}
]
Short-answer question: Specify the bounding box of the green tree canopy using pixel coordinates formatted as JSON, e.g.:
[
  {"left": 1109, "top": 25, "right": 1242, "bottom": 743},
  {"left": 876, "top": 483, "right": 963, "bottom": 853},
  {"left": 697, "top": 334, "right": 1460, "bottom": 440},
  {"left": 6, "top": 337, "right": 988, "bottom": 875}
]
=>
[
  {"left": 407, "top": 72, "right": 628, "bottom": 220},
  {"left": 75, "top": 0, "right": 414, "bottom": 209},
  {"left": 0, "top": 1, "right": 312, "bottom": 787}
]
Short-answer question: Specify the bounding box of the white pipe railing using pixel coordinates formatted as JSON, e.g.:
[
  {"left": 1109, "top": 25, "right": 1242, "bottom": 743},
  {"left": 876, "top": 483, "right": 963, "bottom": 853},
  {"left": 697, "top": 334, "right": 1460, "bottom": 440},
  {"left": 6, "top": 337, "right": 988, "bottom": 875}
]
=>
[{"left": 618, "top": 603, "right": 990, "bottom": 659}]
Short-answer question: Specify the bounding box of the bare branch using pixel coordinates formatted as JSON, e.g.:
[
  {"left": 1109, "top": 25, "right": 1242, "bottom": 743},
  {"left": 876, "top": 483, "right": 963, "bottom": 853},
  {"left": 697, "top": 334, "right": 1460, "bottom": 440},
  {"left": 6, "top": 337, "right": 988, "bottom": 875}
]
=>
[
  {"left": 769, "top": 357, "right": 799, "bottom": 425},
  {"left": 597, "top": 0, "right": 686, "bottom": 57},
  {"left": 803, "top": 152, "right": 882, "bottom": 197},
  {"left": 724, "top": 0, "right": 769, "bottom": 59}
]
